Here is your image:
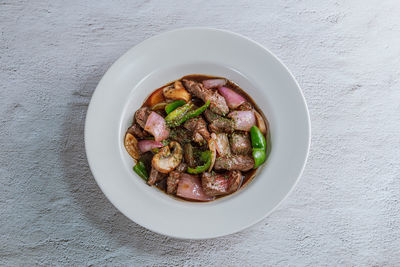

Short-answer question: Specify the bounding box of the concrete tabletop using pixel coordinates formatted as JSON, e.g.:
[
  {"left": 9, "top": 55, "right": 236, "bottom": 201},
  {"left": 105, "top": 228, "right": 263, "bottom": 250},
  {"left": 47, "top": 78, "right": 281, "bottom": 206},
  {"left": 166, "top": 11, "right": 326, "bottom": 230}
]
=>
[{"left": 1, "top": 0, "right": 399, "bottom": 265}]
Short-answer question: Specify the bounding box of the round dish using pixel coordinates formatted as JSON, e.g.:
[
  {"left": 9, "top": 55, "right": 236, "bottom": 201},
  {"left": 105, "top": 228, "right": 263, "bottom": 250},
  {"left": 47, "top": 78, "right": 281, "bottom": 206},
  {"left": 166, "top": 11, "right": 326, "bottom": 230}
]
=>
[{"left": 85, "top": 28, "right": 310, "bottom": 239}]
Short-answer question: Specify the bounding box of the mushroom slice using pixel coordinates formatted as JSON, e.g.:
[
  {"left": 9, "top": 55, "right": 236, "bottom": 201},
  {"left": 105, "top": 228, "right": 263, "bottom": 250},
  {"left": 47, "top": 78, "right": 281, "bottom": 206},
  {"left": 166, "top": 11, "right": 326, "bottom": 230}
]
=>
[
  {"left": 163, "top": 81, "right": 191, "bottom": 102},
  {"left": 152, "top": 141, "right": 183, "bottom": 173},
  {"left": 124, "top": 133, "right": 140, "bottom": 160}
]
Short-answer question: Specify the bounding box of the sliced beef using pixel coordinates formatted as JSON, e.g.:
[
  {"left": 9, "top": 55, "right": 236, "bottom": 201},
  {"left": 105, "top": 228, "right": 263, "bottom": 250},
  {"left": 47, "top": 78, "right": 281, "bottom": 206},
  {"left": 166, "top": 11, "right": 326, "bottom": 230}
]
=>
[
  {"left": 209, "top": 117, "right": 234, "bottom": 133},
  {"left": 147, "top": 166, "right": 167, "bottom": 186},
  {"left": 169, "top": 126, "right": 192, "bottom": 144},
  {"left": 134, "top": 106, "right": 151, "bottom": 129},
  {"left": 183, "top": 79, "right": 229, "bottom": 115},
  {"left": 166, "top": 163, "right": 187, "bottom": 194},
  {"left": 127, "top": 123, "right": 149, "bottom": 138},
  {"left": 214, "top": 155, "right": 254, "bottom": 171},
  {"left": 204, "top": 110, "right": 234, "bottom": 133},
  {"left": 230, "top": 132, "right": 251, "bottom": 155},
  {"left": 204, "top": 109, "right": 219, "bottom": 122},
  {"left": 184, "top": 117, "right": 210, "bottom": 144},
  {"left": 184, "top": 143, "right": 196, "bottom": 168},
  {"left": 202, "top": 170, "right": 243, "bottom": 196}
]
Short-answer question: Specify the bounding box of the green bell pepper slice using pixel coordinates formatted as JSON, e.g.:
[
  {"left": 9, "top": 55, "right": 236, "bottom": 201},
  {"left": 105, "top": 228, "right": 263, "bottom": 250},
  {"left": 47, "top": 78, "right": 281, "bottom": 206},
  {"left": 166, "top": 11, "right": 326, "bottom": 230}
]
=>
[
  {"left": 250, "top": 126, "right": 268, "bottom": 168},
  {"left": 165, "top": 100, "right": 186, "bottom": 114},
  {"left": 165, "top": 102, "right": 194, "bottom": 127},
  {"left": 133, "top": 160, "right": 149, "bottom": 181},
  {"left": 250, "top": 125, "right": 267, "bottom": 149},
  {"left": 187, "top": 150, "right": 211, "bottom": 174},
  {"left": 174, "top": 100, "right": 210, "bottom": 126},
  {"left": 252, "top": 148, "right": 266, "bottom": 168}
]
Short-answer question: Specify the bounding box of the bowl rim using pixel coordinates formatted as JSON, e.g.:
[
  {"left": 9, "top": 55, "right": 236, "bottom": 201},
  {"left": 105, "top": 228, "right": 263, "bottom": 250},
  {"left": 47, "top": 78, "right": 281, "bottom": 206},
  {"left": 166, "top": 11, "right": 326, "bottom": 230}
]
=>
[{"left": 85, "top": 27, "right": 311, "bottom": 239}]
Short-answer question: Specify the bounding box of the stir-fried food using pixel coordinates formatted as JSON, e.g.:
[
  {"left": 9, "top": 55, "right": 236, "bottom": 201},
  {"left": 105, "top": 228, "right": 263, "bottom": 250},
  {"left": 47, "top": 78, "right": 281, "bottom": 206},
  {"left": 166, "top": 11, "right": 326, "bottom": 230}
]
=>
[{"left": 124, "top": 75, "right": 271, "bottom": 202}]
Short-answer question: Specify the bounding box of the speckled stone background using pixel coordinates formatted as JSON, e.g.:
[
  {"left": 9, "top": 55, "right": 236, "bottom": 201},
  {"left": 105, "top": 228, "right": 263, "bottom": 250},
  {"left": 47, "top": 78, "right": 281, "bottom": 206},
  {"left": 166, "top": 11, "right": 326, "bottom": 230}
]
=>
[{"left": 1, "top": 0, "right": 399, "bottom": 266}]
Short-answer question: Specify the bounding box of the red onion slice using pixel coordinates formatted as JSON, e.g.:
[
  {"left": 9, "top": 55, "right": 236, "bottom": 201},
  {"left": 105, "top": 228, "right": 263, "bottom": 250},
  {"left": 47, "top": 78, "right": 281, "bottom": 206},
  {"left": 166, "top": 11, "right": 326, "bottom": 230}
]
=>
[
  {"left": 214, "top": 133, "right": 231, "bottom": 157},
  {"left": 202, "top": 79, "right": 226, "bottom": 89},
  {"left": 138, "top": 140, "right": 163, "bottom": 153},
  {"left": 228, "top": 110, "right": 256, "bottom": 131},
  {"left": 218, "top": 87, "right": 246, "bottom": 109},
  {"left": 144, "top": 112, "right": 170, "bottom": 142},
  {"left": 177, "top": 174, "right": 214, "bottom": 201}
]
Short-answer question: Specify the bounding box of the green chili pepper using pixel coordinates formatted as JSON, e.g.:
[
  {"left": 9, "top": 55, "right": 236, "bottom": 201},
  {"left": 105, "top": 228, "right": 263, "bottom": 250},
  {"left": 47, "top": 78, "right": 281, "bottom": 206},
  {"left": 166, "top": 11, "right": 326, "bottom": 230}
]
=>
[
  {"left": 252, "top": 148, "right": 266, "bottom": 168},
  {"left": 165, "top": 100, "right": 186, "bottom": 114},
  {"left": 133, "top": 160, "right": 149, "bottom": 181},
  {"left": 250, "top": 125, "right": 266, "bottom": 149},
  {"left": 165, "top": 102, "right": 194, "bottom": 127},
  {"left": 174, "top": 100, "right": 210, "bottom": 126},
  {"left": 187, "top": 150, "right": 211, "bottom": 174},
  {"left": 250, "top": 126, "right": 267, "bottom": 169}
]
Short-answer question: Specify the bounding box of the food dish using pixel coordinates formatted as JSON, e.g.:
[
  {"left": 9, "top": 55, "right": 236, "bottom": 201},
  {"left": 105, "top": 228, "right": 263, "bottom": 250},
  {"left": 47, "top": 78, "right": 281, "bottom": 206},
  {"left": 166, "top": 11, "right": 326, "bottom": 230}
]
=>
[
  {"left": 124, "top": 75, "right": 271, "bottom": 202},
  {"left": 85, "top": 28, "right": 310, "bottom": 239}
]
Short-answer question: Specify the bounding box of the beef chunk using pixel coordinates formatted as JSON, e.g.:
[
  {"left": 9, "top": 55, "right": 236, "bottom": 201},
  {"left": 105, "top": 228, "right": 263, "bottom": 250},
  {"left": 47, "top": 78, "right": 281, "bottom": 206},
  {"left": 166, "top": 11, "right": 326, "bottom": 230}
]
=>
[
  {"left": 209, "top": 117, "right": 234, "bottom": 133},
  {"left": 230, "top": 132, "right": 251, "bottom": 155},
  {"left": 204, "top": 109, "right": 219, "bottom": 122},
  {"left": 147, "top": 166, "right": 167, "bottom": 186},
  {"left": 183, "top": 79, "right": 229, "bottom": 115},
  {"left": 127, "top": 123, "right": 149, "bottom": 138},
  {"left": 169, "top": 126, "right": 192, "bottom": 144},
  {"left": 134, "top": 107, "right": 151, "bottom": 129},
  {"left": 166, "top": 163, "right": 187, "bottom": 194},
  {"left": 202, "top": 171, "right": 243, "bottom": 196},
  {"left": 204, "top": 110, "right": 234, "bottom": 133},
  {"left": 184, "top": 117, "right": 210, "bottom": 144},
  {"left": 214, "top": 155, "right": 254, "bottom": 171}
]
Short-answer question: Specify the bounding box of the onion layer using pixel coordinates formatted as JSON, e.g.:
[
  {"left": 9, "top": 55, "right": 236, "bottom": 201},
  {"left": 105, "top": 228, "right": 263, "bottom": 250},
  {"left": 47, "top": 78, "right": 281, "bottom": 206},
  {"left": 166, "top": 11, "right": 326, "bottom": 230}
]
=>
[
  {"left": 228, "top": 110, "right": 256, "bottom": 131},
  {"left": 138, "top": 140, "right": 163, "bottom": 153},
  {"left": 218, "top": 87, "right": 246, "bottom": 109},
  {"left": 144, "top": 112, "right": 170, "bottom": 141},
  {"left": 176, "top": 174, "right": 214, "bottom": 201},
  {"left": 202, "top": 79, "right": 226, "bottom": 89}
]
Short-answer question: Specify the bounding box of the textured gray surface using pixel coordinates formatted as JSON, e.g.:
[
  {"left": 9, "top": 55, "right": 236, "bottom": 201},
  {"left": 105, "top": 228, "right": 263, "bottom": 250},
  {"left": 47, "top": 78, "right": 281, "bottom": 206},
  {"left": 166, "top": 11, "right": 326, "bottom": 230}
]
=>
[{"left": 1, "top": 0, "right": 400, "bottom": 266}]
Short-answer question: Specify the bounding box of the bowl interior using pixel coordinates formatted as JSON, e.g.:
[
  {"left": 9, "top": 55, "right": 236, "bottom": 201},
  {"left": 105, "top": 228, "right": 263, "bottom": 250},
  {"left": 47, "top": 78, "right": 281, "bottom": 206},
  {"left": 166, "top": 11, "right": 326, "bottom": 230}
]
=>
[{"left": 120, "top": 63, "right": 276, "bottom": 205}]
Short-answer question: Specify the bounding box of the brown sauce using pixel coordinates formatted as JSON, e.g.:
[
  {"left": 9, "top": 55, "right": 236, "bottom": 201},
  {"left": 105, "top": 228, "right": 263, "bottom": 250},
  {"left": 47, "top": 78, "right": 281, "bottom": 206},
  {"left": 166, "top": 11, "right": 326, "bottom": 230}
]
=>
[{"left": 134, "top": 74, "right": 270, "bottom": 202}]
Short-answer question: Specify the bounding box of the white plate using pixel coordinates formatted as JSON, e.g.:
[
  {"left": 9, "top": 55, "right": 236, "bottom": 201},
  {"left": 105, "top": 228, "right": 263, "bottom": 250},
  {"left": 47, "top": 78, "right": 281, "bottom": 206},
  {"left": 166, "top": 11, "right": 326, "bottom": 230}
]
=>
[{"left": 85, "top": 28, "right": 310, "bottom": 239}]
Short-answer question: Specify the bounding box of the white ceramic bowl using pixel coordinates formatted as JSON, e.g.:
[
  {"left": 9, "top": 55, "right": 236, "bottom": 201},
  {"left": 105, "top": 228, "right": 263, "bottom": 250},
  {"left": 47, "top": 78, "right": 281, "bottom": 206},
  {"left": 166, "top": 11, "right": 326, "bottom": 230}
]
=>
[{"left": 85, "top": 28, "right": 310, "bottom": 239}]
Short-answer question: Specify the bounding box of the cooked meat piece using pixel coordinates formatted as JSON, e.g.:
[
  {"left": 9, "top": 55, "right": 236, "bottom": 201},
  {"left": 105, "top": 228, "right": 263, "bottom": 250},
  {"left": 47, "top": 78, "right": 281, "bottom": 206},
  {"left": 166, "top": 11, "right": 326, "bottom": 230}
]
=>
[
  {"left": 184, "top": 117, "right": 210, "bottom": 144},
  {"left": 147, "top": 166, "right": 167, "bottom": 186},
  {"left": 204, "top": 110, "right": 234, "bottom": 133},
  {"left": 166, "top": 163, "right": 187, "bottom": 194},
  {"left": 237, "top": 102, "right": 253, "bottom": 111},
  {"left": 214, "top": 155, "right": 254, "bottom": 171},
  {"left": 183, "top": 79, "right": 229, "bottom": 115},
  {"left": 127, "top": 123, "right": 149, "bottom": 138},
  {"left": 169, "top": 126, "right": 192, "bottom": 144},
  {"left": 210, "top": 118, "right": 234, "bottom": 133},
  {"left": 167, "top": 171, "right": 180, "bottom": 194},
  {"left": 204, "top": 109, "right": 219, "bottom": 123},
  {"left": 202, "top": 170, "right": 243, "bottom": 196},
  {"left": 227, "top": 170, "right": 243, "bottom": 193},
  {"left": 230, "top": 132, "right": 251, "bottom": 155},
  {"left": 184, "top": 143, "right": 196, "bottom": 168},
  {"left": 134, "top": 106, "right": 151, "bottom": 129}
]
